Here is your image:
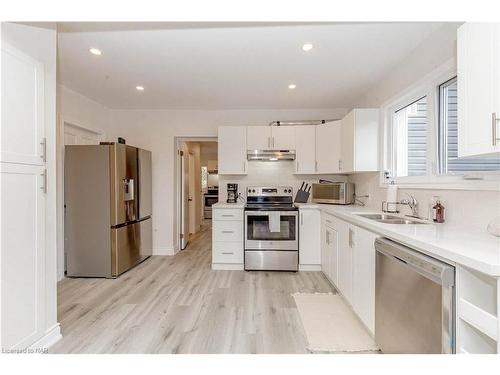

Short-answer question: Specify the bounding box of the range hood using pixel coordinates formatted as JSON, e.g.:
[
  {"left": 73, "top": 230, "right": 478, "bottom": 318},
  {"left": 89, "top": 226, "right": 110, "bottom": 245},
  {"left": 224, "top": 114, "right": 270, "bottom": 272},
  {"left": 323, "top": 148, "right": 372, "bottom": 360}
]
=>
[{"left": 247, "top": 150, "right": 296, "bottom": 161}]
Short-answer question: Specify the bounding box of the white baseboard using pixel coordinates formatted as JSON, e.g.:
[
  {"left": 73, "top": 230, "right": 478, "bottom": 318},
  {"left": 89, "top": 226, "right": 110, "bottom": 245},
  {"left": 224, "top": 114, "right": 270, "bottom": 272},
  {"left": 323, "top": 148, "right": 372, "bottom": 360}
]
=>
[
  {"left": 212, "top": 263, "right": 244, "bottom": 271},
  {"left": 29, "top": 324, "right": 61, "bottom": 350},
  {"left": 299, "top": 264, "right": 322, "bottom": 271},
  {"left": 153, "top": 247, "right": 175, "bottom": 256}
]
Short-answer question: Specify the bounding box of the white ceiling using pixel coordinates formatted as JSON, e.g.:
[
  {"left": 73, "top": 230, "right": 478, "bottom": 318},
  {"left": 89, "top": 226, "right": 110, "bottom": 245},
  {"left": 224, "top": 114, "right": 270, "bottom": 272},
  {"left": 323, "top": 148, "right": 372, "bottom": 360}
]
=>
[{"left": 57, "top": 22, "right": 453, "bottom": 110}]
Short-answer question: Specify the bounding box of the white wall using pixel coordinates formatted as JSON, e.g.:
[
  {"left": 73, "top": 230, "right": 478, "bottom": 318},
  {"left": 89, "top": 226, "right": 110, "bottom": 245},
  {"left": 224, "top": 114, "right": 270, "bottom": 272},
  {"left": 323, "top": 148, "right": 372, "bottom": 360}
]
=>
[
  {"left": 105, "top": 108, "right": 348, "bottom": 254},
  {"left": 350, "top": 23, "right": 500, "bottom": 233},
  {"left": 2, "top": 22, "right": 60, "bottom": 347}
]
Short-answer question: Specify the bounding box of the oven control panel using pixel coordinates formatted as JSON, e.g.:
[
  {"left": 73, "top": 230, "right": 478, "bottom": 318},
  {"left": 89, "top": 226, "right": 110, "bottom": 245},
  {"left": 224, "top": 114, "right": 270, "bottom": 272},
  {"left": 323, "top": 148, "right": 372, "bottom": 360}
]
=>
[{"left": 247, "top": 186, "right": 293, "bottom": 197}]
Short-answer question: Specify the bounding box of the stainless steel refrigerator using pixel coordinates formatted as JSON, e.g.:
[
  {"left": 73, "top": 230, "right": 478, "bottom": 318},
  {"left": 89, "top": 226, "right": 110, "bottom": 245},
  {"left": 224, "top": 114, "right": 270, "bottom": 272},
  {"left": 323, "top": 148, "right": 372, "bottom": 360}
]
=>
[{"left": 64, "top": 143, "right": 153, "bottom": 278}]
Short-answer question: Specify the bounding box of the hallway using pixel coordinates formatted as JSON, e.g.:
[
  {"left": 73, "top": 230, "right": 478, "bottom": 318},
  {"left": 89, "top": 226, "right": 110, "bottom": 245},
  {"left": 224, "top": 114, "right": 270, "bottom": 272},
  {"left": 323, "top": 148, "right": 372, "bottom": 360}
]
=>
[{"left": 52, "top": 220, "right": 335, "bottom": 353}]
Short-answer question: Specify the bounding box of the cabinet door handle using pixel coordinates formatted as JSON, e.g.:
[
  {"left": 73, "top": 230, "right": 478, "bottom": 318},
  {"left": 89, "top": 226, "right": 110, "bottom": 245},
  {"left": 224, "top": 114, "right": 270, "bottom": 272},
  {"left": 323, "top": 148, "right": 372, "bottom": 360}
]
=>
[
  {"left": 315, "top": 161, "right": 318, "bottom": 172},
  {"left": 493, "top": 112, "right": 499, "bottom": 146},
  {"left": 300, "top": 212, "right": 303, "bottom": 225},
  {"left": 40, "top": 169, "right": 47, "bottom": 194},
  {"left": 222, "top": 230, "right": 234, "bottom": 234},
  {"left": 221, "top": 252, "right": 234, "bottom": 255},
  {"left": 272, "top": 136, "right": 275, "bottom": 148},
  {"left": 348, "top": 228, "right": 354, "bottom": 248},
  {"left": 40, "top": 137, "right": 46, "bottom": 162},
  {"left": 326, "top": 231, "right": 330, "bottom": 245}
]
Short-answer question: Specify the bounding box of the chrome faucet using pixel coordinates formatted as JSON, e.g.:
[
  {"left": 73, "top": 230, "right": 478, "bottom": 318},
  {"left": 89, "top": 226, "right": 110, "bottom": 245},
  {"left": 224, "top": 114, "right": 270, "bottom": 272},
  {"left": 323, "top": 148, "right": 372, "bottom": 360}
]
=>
[{"left": 401, "top": 193, "right": 419, "bottom": 217}]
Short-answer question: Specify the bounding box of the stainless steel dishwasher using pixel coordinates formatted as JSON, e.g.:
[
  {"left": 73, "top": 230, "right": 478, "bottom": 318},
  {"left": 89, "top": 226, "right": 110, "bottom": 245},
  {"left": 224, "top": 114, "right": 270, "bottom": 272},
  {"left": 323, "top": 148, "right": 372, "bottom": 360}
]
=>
[{"left": 375, "top": 238, "right": 455, "bottom": 354}]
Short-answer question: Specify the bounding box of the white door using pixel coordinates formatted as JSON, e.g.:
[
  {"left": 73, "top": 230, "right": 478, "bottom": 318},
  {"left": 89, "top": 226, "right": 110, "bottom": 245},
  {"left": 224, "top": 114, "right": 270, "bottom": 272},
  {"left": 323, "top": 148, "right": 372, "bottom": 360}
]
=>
[
  {"left": 188, "top": 153, "right": 196, "bottom": 234},
  {"left": 294, "top": 126, "right": 316, "bottom": 174},
  {"left": 1, "top": 42, "right": 46, "bottom": 349},
  {"left": 352, "top": 226, "right": 377, "bottom": 334},
  {"left": 272, "top": 126, "right": 295, "bottom": 150},
  {"left": 180, "top": 149, "right": 189, "bottom": 249},
  {"left": 218, "top": 127, "right": 247, "bottom": 174},
  {"left": 247, "top": 126, "right": 271, "bottom": 150},
  {"left": 316, "top": 121, "right": 341, "bottom": 174},
  {"left": 458, "top": 23, "right": 500, "bottom": 157}
]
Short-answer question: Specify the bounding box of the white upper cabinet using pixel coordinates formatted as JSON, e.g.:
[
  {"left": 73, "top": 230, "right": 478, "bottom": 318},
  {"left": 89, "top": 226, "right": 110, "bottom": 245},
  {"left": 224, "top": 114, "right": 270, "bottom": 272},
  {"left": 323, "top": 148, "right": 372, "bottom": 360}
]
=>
[
  {"left": 294, "top": 126, "right": 316, "bottom": 174},
  {"left": 247, "top": 126, "right": 271, "bottom": 150},
  {"left": 1, "top": 43, "right": 45, "bottom": 165},
  {"left": 340, "top": 108, "right": 379, "bottom": 173},
  {"left": 316, "top": 120, "right": 341, "bottom": 174},
  {"left": 247, "top": 126, "right": 295, "bottom": 150},
  {"left": 218, "top": 126, "right": 247, "bottom": 175},
  {"left": 458, "top": 23, "right": 500, "bottom": 157},
  {"left": 272, "top": 126, "right": 295, "bottom": 150}
]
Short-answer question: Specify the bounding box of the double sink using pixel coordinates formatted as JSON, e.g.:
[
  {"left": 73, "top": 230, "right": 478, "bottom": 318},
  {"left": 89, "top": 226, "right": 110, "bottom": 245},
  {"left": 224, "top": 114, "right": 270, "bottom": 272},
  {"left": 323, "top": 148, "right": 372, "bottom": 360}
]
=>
[{"left": 355, "top": 213, "right": 430, "bottom": 225}]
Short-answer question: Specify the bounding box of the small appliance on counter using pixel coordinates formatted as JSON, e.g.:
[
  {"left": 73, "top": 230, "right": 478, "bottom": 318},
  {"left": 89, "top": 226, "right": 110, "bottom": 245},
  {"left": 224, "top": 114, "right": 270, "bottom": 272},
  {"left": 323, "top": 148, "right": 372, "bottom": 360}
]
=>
[
  {"left": 226, "top": 183, "right": 238, "bottom": 203},
  {"left": 311, "top": 181, "right": 355, "bottom": 205}
]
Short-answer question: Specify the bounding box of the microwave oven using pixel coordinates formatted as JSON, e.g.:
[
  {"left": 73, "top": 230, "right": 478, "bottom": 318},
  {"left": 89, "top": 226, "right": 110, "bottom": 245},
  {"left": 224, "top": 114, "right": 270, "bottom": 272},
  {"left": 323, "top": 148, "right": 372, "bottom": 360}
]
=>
[{"left": 311, "top": 182, "right": 355, "bottom": 205}]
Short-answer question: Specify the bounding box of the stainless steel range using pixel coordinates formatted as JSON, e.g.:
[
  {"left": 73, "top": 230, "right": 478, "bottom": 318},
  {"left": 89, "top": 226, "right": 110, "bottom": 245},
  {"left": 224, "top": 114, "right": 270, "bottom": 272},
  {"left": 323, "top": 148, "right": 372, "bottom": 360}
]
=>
[{"left": 244, "top": 186, "right": 298, "bottom": 271}]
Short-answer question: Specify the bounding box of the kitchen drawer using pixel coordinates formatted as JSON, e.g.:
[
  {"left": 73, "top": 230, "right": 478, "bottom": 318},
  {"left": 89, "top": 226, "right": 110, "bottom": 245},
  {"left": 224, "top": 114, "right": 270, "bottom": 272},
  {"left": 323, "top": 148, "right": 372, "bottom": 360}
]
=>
[
  {"left": 213, "top": 209, "right": 243, "bottom": 221},
  {"left": 212, "top": 241, "right": 244, "bottom": 264},
  {"left": 213, "top": 221, "right": 243, "bottom": 242}
]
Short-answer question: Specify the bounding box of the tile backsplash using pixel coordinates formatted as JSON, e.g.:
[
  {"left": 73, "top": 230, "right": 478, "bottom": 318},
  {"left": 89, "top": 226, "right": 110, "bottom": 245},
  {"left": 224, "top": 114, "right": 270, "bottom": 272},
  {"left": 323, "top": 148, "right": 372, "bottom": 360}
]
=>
[
  {"left": 219, "top": 163, "right": 500, "bottom": 233},
  {"left": 349, "top": 172, "right": 500, "bottom": 232},
  {"left": 218, "top": 161, "right": 347, "bottom": 203}
]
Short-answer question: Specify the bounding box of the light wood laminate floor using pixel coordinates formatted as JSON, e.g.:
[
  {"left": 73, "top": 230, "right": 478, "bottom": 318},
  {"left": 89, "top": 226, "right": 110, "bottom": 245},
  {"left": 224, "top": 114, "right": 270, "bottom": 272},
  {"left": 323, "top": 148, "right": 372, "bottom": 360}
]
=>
[{"left": 52, "top": 221, "right": 335, "bottom": 354}]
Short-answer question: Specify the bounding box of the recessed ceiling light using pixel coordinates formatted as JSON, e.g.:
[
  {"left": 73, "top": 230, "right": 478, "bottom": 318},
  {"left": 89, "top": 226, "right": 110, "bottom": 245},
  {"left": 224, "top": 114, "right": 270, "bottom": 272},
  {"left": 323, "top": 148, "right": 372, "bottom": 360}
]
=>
[
  {"left": 288, "top": 84, "right": 296, "bottom": 90},
  {"left": 302, "top": 43, "right": 313, "bottom": 51},
  {"left": 136, "top": 86, "right": 145, "bottom": 91},
  {"left": 89, "top": 48, "right": 102, "bottom": 55}
]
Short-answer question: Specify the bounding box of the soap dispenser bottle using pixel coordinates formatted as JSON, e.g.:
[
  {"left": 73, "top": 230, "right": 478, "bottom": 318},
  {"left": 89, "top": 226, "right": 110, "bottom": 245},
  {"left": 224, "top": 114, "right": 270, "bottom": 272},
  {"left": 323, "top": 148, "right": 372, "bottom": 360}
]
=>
[{"left": 432, "top": 197, "right": 445, "bottom": 223}]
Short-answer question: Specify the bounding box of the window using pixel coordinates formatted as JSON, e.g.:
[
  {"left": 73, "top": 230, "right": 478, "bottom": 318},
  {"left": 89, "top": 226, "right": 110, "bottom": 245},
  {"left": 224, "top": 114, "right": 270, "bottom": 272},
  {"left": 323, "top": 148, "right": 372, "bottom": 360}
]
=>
[
  {"left": 392, "top": 96, "right": 427, "bottom": 177},
  {"left": 438, "top": 77, "right": 500, "bottom": 174}
]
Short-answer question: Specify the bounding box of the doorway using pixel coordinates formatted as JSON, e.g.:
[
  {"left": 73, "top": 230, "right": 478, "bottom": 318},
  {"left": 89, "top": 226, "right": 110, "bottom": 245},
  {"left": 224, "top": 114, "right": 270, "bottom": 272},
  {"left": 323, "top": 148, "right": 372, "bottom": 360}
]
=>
[{"left": 175, "top": 138, "right": 218, "bottom": 252}]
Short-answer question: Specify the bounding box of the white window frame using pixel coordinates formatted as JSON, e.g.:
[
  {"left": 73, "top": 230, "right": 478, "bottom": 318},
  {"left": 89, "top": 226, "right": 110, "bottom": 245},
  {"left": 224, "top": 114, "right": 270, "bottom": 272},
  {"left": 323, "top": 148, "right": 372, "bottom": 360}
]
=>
[{"left": 380, "top": 59, "right": 500, "bottom": 191}]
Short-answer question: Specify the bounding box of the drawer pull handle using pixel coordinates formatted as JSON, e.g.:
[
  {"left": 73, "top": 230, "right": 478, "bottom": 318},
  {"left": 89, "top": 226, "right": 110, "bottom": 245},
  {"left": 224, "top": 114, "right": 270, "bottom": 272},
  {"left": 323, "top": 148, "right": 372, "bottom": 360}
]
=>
[
  {"left": 221, "top": 230, "right": 234, "bottom": 234},
  {"left": 221, "top": 252, "right": 234, "bottom": 255},
  {"left": 221, "top": 214, "right": 234, "bottom": 217}
]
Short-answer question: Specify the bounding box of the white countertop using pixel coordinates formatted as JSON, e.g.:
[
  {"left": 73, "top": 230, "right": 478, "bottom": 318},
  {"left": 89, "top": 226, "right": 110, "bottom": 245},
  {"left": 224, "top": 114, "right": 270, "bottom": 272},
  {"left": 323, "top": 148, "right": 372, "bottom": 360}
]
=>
[
  {"left": 212, "top": 202, "right": 245, "bottom": 209},
  {"left": 296, "top": 203, "right": 500, "bottom": 277}
]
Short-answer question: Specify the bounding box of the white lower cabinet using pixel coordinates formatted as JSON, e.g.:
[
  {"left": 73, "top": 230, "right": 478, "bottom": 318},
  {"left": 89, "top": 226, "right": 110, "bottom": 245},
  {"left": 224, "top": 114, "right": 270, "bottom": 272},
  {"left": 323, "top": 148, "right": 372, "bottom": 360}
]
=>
[
  {"left": 212, "top": 207, "right": 244, "bottom": 269},
  {"left": 456, "top": 266, "right": 500, "bottom": 353},
  {"left": 320, "top": 211, "right": 376, "bottom": 335},
  {"left": 352, "top": 226, "right": 377, "bottom": 335},
  {"left": 321, "top": 213, "right": 338, "bottom": 285},
  {"left": 299, "top": 208, "right": 321, "bottom": 270},
  {"left": 336, "top": 219, "right": 353, "bottom": 305}
]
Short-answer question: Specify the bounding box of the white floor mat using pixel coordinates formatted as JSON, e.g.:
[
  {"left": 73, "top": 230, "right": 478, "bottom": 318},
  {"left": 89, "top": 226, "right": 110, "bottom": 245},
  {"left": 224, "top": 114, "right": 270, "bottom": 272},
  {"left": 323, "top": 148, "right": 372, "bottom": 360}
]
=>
[{"left": 293, "top": 292, "right": 379, "bottom": 353}]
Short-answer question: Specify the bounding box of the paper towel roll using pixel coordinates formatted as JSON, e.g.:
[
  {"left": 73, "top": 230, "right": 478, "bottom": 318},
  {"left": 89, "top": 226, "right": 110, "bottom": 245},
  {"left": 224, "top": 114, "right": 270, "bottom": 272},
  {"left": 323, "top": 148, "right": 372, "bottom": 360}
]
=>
[{"left": 386, "top": 184, "right": 398, "bottom": 203}]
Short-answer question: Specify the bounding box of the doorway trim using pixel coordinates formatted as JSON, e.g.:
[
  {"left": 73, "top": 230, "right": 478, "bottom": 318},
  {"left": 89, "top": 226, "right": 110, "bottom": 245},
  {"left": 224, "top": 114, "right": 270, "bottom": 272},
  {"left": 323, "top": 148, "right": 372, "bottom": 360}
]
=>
[{"left": 173, "top": 136, "right": 217, "bottom": 254}]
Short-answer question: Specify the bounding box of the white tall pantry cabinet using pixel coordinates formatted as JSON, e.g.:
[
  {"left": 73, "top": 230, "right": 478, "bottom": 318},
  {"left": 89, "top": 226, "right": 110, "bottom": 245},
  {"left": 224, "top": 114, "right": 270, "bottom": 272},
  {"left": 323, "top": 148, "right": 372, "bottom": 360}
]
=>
[
  {"left": 1, "top": 23, "right": 60, "bottom": 350},
  {"left": 457, "top": 22, "right": 500, "bottom": 157}
]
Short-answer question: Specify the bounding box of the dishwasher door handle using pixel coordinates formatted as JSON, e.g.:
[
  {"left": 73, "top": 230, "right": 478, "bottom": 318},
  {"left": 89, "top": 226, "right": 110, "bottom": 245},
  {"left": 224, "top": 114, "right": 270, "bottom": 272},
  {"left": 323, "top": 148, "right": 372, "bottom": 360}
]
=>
[{"left": 374, "top": 237, "right": 455, "bottom": 287}]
